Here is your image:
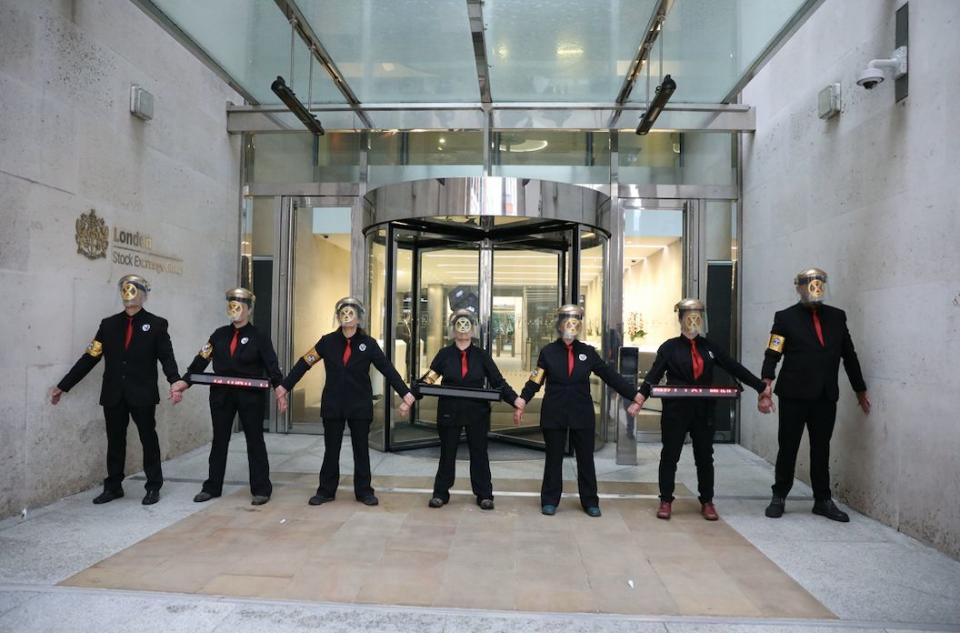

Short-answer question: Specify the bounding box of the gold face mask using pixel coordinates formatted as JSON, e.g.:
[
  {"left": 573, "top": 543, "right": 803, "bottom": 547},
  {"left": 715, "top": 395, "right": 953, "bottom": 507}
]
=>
[
  {"left": 797, "top": 277, "right": 827, "bottom": 304},
  {"left": 681, "top": 311, "right": 704, "bottom": 338},
  {"left": 120, "top": 282, "right": 139, "bottom": 303},
  {"left": 453, "top": 316, "right": 474, "bottom": 334},
  {"left": 338, "top": 305, "right": 358, "bottom": 325},
  {"left": 226, "top": 300, "right": 245, "bottom": 322},
  {"left": 560, "top": 317, "right": 582, "bottom": 341}
]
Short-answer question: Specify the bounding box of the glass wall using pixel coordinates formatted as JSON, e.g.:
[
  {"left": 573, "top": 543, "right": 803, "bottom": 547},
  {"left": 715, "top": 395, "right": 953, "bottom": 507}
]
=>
[
  {"left": 492, "top": 130, "right": 610, "bottom": 185},
  {"left": 619, "top": 132, "right": 736, "bottom": 186},
  {"left": 368, "top": 130, "right": 483, "bottom": 188},
  {"left": 248, "top": 133, "right": 362, "bottom": 184}
]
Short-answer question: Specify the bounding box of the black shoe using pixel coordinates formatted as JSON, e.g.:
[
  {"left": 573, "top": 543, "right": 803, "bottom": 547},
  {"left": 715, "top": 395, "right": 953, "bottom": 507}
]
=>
[
  {"left": 478, "top": 498, "right": 494, "bottom": 511},
  {"left": 309, "top": 494, "right": 335, "bottom": 506},
  {"left": 141, "top": 490, "right": 160, "bottom": 506},
  {"left": 812, "top": 499, "right": 849, "bottom": 523},
  {"left": 428, "top": 497, "right": 447, "bottom": 508},
  {"left": 584, "top": 506, "right": 602, "bottom": 518},
  {"left": 359, "top": 495, "right": 379, "bottom": 506},
  {"left": 765, "top": 495, "right": 785, "bottom": 518},
  {"left": 251, "top": 495, "right": 270, "bottom": 506},
  {"left": 193, "top": 491, "right": 218, "bottom": 503},
  {"left": 93, "top": 489, "right": 123, "bottom": 505},
  {"left": 541, "top": 504, "right": 557, "bottom": 516}
]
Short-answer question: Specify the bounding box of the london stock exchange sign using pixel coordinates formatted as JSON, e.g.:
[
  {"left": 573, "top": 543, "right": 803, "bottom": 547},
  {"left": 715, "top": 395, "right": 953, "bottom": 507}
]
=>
[{"left": 74, "top": 209, "right": 184, "bottom": 275}]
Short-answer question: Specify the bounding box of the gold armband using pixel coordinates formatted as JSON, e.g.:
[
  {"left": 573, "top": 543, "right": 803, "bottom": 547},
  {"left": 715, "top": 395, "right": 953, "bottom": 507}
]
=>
[
  {"left": 767, "top": 334, "right": 786, "bottom": 353},
  {"left": 301, "top": 346, "right": 320, "bottom": 366},
  {"left": 199, "top": 342, "right": 213, "bottom": 359},
  {"left": 528, "top": 367, "right": 546, "bottom": 385},
  {"left": 421, "top": 370, "right": 440, "bottom": 385},
  {"left": 86, "top": 340, "right": 103, "bottom": 358}
]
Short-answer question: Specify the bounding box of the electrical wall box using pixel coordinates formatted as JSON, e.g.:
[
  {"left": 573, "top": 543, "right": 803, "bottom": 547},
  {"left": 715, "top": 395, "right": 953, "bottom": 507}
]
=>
[
  {"left": 130, "top": 85, "right": 154, "bottom": 121},
  {"left": 817, "top": 83, "right": 841, "bottom": 119}
]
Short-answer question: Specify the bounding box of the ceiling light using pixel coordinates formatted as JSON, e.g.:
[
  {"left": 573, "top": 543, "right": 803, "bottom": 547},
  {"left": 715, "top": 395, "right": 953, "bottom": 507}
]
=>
[
  {"left": 556, "top": 45, "right": 584, "bottom": 58},
  {"left": 498, "top": 139, "right": 549, "bottom": 153},
  {"left": 636, "top": 74, "right": 676, "bottom": 136},
  {"left": 270, "top": 76, "right": 324, "bottom": 136}
]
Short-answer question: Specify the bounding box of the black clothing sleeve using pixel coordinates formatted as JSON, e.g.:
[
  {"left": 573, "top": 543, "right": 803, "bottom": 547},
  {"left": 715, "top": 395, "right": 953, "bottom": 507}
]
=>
[
  {"left": 480, "top": 350, "right": 519, "bottom": 406},
  {"left": 588, "top": 347, "right": 639, "bottom": 400},
  {"left": 281, "top": 337, "right": 320, "bottom": 392},
  {"left": 370, "top": 339, "right": 411, "bottom": 397},
  {"left": 761, "top": 310, "right": 786, "bottom": 380},
  {"left": 256, "top": 329, "right": 284, "bottom": 388},
  {"left": 156, "top": 319, "right": 181, "bottom": 384},
  {"left": 840, "top": 314, "right": 867, "bottom": 393},
  {"left": 639, "top": 344, "right": 670, "bottom": 398},
  {"left": 184, "top": 341, "right": 212, "bottom": 381},
  {"left": 713, "top": 343, "right": 766, "bottom": 393},
  {"left": 519, "top": 349, "right": 546, "bottom": 403},
  {"left": 58, "top": 322, "right": 105, "bottom": 392}
]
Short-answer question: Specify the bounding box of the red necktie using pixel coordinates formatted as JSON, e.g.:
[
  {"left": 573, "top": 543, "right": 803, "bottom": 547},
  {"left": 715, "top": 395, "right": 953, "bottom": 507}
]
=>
[
  {"left": 460, "top": 350, "right": 468, "bottom": 378},
  {"left": 690, "top": 339, "right": 704, "bottom": 380},
  {"left": 342, "top": 338, "right": 352, "bottom": 365},
  {"left": 124, "top": 316, "right": 133, "bottom": 350},
  {"left": 566, "top": 343, "right": 574, "bottom": 376},
  {"left": 811, "top": 310, "right": 825, "bottom": 347},
  {"left": 229, "top": 328, "right": 239, "bottom": 357}
]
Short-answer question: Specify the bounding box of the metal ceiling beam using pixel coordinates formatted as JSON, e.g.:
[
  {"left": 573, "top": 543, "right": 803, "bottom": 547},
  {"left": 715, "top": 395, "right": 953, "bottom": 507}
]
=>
[
  {"left": 466, "top": 0, "right": 493, "bottom": 106},
  {"left": 721, "top": 0, "right": 826, "bottom": 103},
  {"left": 608, "top": 0, "right": 674, "bottom": 128},
  {"left": 130, "top": 0, "right": 260, "bottom": 104},
  {"left": 273, "top": 0, "right": 374, "bottom": 128}
]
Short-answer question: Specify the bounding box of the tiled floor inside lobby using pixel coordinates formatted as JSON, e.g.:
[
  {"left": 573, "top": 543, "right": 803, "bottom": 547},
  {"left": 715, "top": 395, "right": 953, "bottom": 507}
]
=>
[{"left": 1, "top": 434, "right": 959, "bottom": 632}]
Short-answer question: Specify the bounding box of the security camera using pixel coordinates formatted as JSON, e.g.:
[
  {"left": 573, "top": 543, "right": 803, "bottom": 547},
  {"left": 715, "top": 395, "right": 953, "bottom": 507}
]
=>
[
  {"left": 857, "top": 46, "right": 908, "bottom": 90},
  {"left": 856, "top": 67, "right": 885, "bottom": 89}
]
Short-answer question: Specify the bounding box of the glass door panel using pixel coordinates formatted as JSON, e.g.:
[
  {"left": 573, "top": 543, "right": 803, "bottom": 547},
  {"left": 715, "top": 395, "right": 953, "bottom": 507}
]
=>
[
  {"left": 488, "top": 247, "right": 562, "bottom": 448},
  {"left": 579, "top": 229, "right": 607, "bottom": 445},
  {"left": 287, "top": 204, "right": 353, "bottom": 434},
  {"left": 621, "top": 203, "right": 685, "bottom": 441},
  {"left": 366, "top": 227, "right": 388, "bottom": 450}
]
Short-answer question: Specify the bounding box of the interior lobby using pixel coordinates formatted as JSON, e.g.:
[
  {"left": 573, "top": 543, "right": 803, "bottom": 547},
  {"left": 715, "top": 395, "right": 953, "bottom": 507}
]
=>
[{"left": 1, "top": 1, "right": 959, "bottom": 632}]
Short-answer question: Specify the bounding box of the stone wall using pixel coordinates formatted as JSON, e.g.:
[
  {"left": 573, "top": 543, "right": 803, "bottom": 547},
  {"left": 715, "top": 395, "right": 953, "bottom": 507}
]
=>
[
  {"left": 0, "top": 0, "right": 242, "bottom": 515},
  {"left": 740, "top": 0, "right": 960, "bottom": 558}
]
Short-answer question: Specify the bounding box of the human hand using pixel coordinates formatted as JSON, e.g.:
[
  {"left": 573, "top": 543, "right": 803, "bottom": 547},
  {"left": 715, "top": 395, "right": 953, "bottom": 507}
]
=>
[
  {"left": 634, "top": 393, "right": 646, "bottom": 408},
  {"left": 856, "top": 390, "right": 871, "bottom": 415},
  {"left": 514, "top": 397, "right": 525, "bottom": 410},
  {"left": 169, "top": 389, "right": 183, "bottom": 405},
  {"left": 513, "top": 407, "right": 523, "bottom": 426},
  {"left": 171, "top": 380, "right": 189, "bottom": 393},
  {"left": 758, "top": 395, "right": 776, "bottom": 414},
  {"left": 403, "top": 392, "right": 416, "bottom": 407},
  {"left": 399, "top": 401, "right": 411, "bottom": 417},
  {"left": 50, "top": 387, "right": 63, "bottom": 405},
  {"left": 627, "top": 402, "right": 641, "bottom": 416}
]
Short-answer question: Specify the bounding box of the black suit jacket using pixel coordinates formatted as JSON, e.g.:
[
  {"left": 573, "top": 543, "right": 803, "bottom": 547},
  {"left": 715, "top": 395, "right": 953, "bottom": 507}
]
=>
[
  {"left": 425, "top": 343, "right": 519, "bottom": 426},
  {"left": 281, "top": 329, "right": 410, "bottom": 421},
  {"left": 762, "top": 303, "right": 867, "bottom": 401},
  {"left": 185, "top": 322, "right": 283, "bottom": 403},
  {"left": 520, "top": 339, "right": 638, "bottom": 430},
  {"left": 58, "top": 309, "right": 180, "bottom": 407}
]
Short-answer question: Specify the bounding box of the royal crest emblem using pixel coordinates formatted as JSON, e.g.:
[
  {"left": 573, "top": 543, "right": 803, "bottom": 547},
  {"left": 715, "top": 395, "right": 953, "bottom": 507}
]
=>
[{"left": 75, "top": 209, "right": 109, "bottom": 260}]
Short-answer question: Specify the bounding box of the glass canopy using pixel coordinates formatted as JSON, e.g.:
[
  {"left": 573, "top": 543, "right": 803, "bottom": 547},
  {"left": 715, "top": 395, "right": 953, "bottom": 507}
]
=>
[{"left": 146, "top": 0, "right": 814, "bottom": 109}]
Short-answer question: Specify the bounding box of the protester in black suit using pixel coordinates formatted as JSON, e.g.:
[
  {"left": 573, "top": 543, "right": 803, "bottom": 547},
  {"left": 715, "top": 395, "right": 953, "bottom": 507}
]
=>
[
  {"left": 516, "top": 305, "right": 645, "bottom": 517},
  {"left": 51, "top": 274, "right": 180, "bottom": 505},
  {"left": 415, "top": 309, "right": 522, "bottom": 510},
  {"left": 760, "top": 268, "right": 870, "bottom": 522},
  {"left": 172, "top": 288, "right": 282, "bottom": 506},
  {"left": 275, "top": 297, "right": 415, "bottom": 506},
  {"left": 636, "top": 299, "right": 771, "bottom": 521}
]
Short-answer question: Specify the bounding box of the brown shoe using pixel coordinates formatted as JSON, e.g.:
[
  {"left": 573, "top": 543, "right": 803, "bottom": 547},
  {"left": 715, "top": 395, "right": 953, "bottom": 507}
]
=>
[
  {"left": 656, "top": 501, "right": 672, "bottom": 520},
  {"left": 701, "top": 501, "right": 719, "bottom": 521}
]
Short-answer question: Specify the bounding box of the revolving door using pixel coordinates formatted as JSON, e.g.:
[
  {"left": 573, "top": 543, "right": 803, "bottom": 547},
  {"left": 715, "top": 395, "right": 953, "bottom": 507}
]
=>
[{"left": 362, "top": 178, "right": 614, "bottom": 452}]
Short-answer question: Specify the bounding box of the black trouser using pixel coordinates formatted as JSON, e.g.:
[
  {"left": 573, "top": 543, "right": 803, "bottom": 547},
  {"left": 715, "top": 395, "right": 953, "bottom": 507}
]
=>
[
  {"left": 659, "top": 401, "right": 714, "bottom": 503},
  {"left": 318, "top": 418, "right": 373, "bottom": 499},
  {"left": 433, "top": 419, "right": 493, "bottom": 502},
  {"left": 103, "top": 400, "right": 162, "bottom": 492},
  {"left": 541, "top": 426, "right": 597, "bottom": 508},
  {"left": 772, "top": 396, "right": 837, "bottom": 501},
  {"left": 203, "top": 390, "right": 272, "bottom": 497}
]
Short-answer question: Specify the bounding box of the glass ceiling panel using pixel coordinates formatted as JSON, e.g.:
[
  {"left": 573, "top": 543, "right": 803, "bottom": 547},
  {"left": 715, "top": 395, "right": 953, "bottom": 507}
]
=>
[
  {"left": 298, "top": 0, "right": 480, "bottom": 103},
  {"left": 485, "top": 0, "right": 659, "bottom": 102},
  {"left": 633, "top": 0, "right": 806, "bottom": 104},
  {"left": 153, "top": 0, "right": 345, "bottom": 104}
]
